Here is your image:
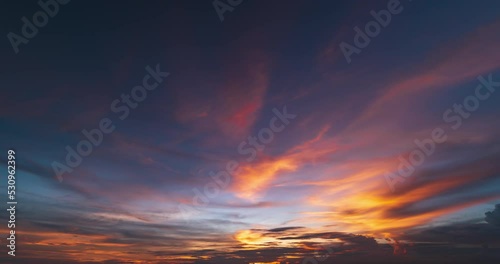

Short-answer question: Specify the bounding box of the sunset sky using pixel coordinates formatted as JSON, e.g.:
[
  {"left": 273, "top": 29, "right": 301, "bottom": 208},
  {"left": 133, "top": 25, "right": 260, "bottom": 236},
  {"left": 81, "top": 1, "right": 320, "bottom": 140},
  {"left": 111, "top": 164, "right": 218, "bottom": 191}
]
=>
[{"left": 1, "top": 0, "right": 500, "bottom": 263}]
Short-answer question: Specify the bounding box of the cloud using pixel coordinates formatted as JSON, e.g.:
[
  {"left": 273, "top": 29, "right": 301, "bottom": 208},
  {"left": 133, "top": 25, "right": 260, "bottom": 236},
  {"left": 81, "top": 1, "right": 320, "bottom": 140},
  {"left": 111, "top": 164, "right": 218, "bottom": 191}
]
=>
[
  {"left": 402, "top": 222, "right": 500, "bottom": 246},
  {"left": 485, "top": 204, "right": 500, "bottom": 227},
  {"left": 174, "top": 34, "right": 272, "bottom": 139},
  {"left": 266, "top": 226, "right": 304, "bottom": 233}
]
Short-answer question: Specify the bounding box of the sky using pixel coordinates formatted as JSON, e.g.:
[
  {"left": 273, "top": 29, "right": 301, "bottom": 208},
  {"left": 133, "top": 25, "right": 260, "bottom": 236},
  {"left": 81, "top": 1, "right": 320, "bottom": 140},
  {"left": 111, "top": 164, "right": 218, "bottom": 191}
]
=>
[{"left": 1, "top": 0, "right": 500, "bottom": 263}]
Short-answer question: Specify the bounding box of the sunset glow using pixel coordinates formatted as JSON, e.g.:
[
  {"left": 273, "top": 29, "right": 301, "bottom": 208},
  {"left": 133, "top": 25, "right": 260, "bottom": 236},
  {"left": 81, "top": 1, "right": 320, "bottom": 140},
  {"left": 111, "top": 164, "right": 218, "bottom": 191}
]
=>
[{"left": 1, "top": 0, "right": 500, "bottom": 263}]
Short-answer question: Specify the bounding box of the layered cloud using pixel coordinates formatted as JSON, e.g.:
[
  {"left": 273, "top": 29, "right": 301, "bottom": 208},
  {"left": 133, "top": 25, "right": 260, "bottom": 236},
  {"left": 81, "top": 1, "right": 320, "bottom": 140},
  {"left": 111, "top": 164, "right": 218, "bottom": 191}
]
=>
[{"left": 2, "top": 1, "right": 500, "bottom": 263}]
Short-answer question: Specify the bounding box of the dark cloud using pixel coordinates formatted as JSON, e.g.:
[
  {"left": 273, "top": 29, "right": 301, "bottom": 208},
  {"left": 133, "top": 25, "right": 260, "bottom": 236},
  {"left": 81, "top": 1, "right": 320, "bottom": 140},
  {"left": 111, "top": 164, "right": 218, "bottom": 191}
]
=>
[
  {"left": 402, "top": 222, "right": 500, "bottom": 245},
  {"left": 278, "top": 231, "right": 378, "bottom": 249},
  {"left": 485, "top": 204, "right": 500, "bottom": 227},
  {"left": 267, "top": 226, "right": 305, "bottom": 233}
]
